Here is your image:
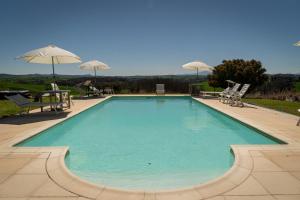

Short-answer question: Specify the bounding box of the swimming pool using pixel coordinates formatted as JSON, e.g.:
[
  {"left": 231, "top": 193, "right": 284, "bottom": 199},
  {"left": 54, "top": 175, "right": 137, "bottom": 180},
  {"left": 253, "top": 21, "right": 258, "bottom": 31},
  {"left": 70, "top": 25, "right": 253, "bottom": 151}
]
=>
[{"left": 17, "top": 96, "right": 281, "bottom": 190}]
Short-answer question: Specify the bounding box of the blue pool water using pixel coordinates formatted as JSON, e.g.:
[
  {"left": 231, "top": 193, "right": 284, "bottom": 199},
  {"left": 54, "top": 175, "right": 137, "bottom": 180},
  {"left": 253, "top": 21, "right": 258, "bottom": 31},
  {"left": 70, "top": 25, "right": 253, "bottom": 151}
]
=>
[{"left": 17, "top": 97, "right": 281, "bottom": 190}]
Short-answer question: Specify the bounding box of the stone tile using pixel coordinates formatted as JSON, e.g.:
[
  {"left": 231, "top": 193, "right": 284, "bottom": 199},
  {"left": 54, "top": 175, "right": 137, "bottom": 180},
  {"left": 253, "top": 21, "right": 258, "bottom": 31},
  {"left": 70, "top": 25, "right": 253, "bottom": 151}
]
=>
[
  {"left": 250, "top": 150, "right": 264, "bottom": 157},
  {"left": 0, "top": 198, "right": 27, "bottom": 200},
  {"left": 207, "top": 196, "right": 225, "bottom": 200},
  {"left": 0, "top": 174, "right": 10, "bottom": 184},
  {"left": 144, "top": 193, "right": 156, "bottom": 200},
  {"left": 6, "top": 153, "right": 40, "bottom": 159},
  {"left": 155, "top": 190, "right": 201, "bottom": 200},
  {"left": 0, "top": 153, "right": 9, "bottom": 158},
  {"left": 226, "top": 167, "right": 251, "bottom": 185},
  {"left": 96, "top": 189, "right": 144, "bottom": 200},
  {"left": 262, "top": 151, "right": 293, "bottom": 157},
  {"left": 0, "top": 174, "right": 48, "bottom": 197},
  {"left": 32, "top": 179, "right": 77, "bottom": 197},
  {"left": 253, "top": 157, "right": 283, "bottom": 172},
  {"left": 0, "top": 157, "right": 31, "bottom": 174},
  {"left": 65, "top": 179, "right": 102, "bottom": 199},
  {"left": 268, "top": 156, "right": 300, "bottom": 171},
  {"left": 12, "top": 147, "right": 40, "bottom": 153},
  {"left": 237, "top": 155, "right": 253, "bottom": 170},
  {"left": 274, "top": 195, "right": 300, "bottom": 200},
  {"left": 225, "top": 176, "right": 268, "bottom": 195},
  {"left": 290, "top": 172, "right": 300, "bottom": 181},
  {"left": 252, "top": 172, "right": 300, "bottom": 194},
  {"left": 46, "top": 157, "right": 61, "bottom": 172},
  {"left": 196, "top": 180, "right": 235, "bottom": 199},
  {"left": 17, "top": 159, "right": 46, "bottom": 174},
  {"left": 29, "top": 198, "right": 78, "bottom": 200},
  {"left": 47, "top": 166, "right": 73, "bottom": 187},
  {"left": 224, "top": 196, "right": 275, "bottom": 200},
  {"left": 78, "top": 197, "right": 91, "bottom": 200}
]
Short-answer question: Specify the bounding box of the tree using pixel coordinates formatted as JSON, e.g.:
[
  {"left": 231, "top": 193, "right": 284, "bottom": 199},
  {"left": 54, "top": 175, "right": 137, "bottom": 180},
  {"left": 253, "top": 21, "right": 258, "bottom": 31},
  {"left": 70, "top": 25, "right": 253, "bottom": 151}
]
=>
[{"left": 208, "top": 59, "right": 268, "bottom": 89}]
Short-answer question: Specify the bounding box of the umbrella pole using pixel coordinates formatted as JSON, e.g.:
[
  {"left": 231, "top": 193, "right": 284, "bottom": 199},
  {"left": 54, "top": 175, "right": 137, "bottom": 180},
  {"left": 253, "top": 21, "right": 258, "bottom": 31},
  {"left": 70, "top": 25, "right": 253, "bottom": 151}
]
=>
[
  {"left": 94, "top": 68, "right": 97, "bottom": 86},
  {"left": 52, "top": 56, "right": 55, "bottom": 83},
  {"left": 197, "top": 68, "right": 199, "bottom": 80}
]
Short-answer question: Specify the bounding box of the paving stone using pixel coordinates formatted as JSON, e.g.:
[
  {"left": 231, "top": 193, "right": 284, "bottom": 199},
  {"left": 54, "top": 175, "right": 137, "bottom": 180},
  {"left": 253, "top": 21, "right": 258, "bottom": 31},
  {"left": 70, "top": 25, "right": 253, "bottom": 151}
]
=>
[
  {"left": 17, "top": 159, "right": 47, "bottom": 174},
  {"left": 0, "top": 174, "right": 10, "bottom": 184},
  {"left": 224, "top": 196, "right": 275, "bottom": 200},
  {"left": 225, "top": 176, "right": 268, "bottom": 195},
  {"left": 268, "top": 156, "right": 300, "bottom": 171},
  {"left": 0, "top": 174, "right": 48, "bottom": 197},
  {"left": 144, "top": 193, "right": 156, "bottom": 200},
  {"left": 155, "top": 190, "right": 201, "bottom": 200},
  {"left": 273, "top": 195, "right": 300, "bottom": 200},
  {"left": 28, "top": 197, "right": 78, "bottom": 200},
  {"left": 252, "top": 172, "right": 300, "bottom": 194},
  {"left": 32, "top": 179, "right": 77, "bottom": 197},
  {"left": 96, "top": 189, "right": 144, "bottom": 200},
  {"left": 290, "top": 172, "right": 300, "bottom": 181},
  {"left": 0, "top": 158, "right": 31, "bottom": 174},
  {"left": 253, "top": 157, "right": 283, "bottom": 172}
]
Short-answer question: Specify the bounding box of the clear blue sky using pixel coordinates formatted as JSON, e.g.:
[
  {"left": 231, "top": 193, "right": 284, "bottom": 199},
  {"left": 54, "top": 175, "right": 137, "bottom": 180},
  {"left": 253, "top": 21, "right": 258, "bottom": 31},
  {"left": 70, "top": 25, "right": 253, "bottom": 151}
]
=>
[{"left": 0, "top": 0, "right": 299, "bottom": 76}]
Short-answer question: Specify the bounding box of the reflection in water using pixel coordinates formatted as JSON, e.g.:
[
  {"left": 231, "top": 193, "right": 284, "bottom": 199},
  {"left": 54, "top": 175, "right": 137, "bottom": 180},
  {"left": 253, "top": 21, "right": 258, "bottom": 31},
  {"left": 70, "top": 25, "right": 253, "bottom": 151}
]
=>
[
  {"left": 183, "top": 109, "right": 213, "bottom": 131},
  {"left": 155, "top": 98, "right": 166, "bottom": 108}
]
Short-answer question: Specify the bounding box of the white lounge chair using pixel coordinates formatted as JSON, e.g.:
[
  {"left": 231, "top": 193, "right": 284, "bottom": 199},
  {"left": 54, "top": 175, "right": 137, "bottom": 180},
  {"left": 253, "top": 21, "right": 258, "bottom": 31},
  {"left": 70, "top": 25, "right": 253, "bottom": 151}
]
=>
[
  {"left": 226, "top": 84, "right": 251, "bottom": 107},
  {"left": 51, "top": 83, "right": 73, "bottom": 106},
  {"left": 104, "top": 87, "right": 114, "bottom": 95},
  {"left": 5, "top": 94, "right": 62, "bottom": 114},
  {"left": 89, "top": 86, "right": 103, "bottom": 96},
  {"left": 220, "top": 83, "right": 241, "bottom": 103},
  {"left": 156, "top": 84, "right": 165, "bottom": 95}
]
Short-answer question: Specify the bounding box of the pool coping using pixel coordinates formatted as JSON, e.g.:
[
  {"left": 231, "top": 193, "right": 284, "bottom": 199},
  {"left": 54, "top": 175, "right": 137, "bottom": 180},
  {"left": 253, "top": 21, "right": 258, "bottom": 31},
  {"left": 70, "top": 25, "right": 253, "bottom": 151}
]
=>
[{"left": 0, "top": 94, "right": 299, "bottom": 199}]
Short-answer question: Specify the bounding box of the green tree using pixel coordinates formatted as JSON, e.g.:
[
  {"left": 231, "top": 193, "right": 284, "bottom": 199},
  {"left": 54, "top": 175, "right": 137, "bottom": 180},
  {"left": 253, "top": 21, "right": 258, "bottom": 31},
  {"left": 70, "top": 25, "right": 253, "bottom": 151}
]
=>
[{"left": 208, "top": 59, "right": 268, "bottom": 89}]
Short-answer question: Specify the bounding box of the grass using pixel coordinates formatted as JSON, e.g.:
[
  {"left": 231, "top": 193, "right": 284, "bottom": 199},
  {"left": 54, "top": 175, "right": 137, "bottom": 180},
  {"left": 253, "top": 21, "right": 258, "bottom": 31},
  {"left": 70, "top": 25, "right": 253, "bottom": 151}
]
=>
[
  {"left": 0, "top": 100, "right": 23, "bottom": 117},
  {"left": 294, "top": 81, "right": 300, "bottom": 92},
  {"left": 244, "top": 98, "right": 300, "bottom": 116},
  {"left": 191, "top": 81, "right": 223, "bottom": 92}
]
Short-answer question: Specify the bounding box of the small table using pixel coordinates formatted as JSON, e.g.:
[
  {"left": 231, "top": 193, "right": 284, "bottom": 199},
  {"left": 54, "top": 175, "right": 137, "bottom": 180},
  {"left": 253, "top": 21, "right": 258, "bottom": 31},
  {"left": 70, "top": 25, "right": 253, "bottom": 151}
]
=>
[{"left": 40, "top": 90, "right": 71, "bottom": 111}]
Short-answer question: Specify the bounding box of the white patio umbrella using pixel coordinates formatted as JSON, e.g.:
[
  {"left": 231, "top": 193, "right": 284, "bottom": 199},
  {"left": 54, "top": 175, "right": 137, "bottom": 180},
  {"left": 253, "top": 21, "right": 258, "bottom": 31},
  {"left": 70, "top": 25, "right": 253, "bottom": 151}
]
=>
[
  {"left": 182, "top": 61, "right": 213, "bottom": 79},
  {"left": 79, "top": 60, "right": 110, "bottom": 84},
  {"left": 17, "top": 44, "right": 81, "bottom": 82},
  {"left": 294, "top": 41, "right": 300, "bottom": 46}
]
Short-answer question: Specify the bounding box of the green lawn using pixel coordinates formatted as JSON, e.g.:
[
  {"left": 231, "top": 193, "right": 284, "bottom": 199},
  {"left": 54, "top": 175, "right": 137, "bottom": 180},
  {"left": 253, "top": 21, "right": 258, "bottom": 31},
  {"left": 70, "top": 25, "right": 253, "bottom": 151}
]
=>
[
  {"left": 0, "top": 100, "right": 24, "bottom": 117},
  {"left": 244, "top": 98, "right": 300, "bottom": 116}
]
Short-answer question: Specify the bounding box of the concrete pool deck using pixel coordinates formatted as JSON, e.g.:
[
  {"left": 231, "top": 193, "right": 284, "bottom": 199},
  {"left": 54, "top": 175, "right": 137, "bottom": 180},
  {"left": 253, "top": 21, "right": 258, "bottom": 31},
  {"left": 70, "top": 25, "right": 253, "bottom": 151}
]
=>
[{"left": 0, "top": 95, "right": 299, "bottom": 200}]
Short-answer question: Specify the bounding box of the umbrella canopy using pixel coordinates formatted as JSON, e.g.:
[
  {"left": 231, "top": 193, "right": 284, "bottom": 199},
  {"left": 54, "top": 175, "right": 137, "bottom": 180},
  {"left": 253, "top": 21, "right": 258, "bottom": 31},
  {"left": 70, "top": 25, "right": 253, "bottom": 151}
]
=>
[
  {"left": 17, "top": 44, "right": 81, "bottom": 81},
  {"left": 80, "top": 60, "right": 110, "bottom": 84},
  {"left": 182, "top": 61, "right": 213, "bottom": 78},
  {"left": 294, "top": 41, "right": 300, "bottom": 46},
  {"left": 80, "top": 60, "right": 110, "bottom": 72}
]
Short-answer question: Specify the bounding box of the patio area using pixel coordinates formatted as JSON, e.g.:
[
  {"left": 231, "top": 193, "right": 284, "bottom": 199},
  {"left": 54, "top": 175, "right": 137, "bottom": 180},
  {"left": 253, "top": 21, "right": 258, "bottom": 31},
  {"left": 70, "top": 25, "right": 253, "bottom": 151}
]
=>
[{"left": 0, "top": 97, "right": 300, "bottom": 200}]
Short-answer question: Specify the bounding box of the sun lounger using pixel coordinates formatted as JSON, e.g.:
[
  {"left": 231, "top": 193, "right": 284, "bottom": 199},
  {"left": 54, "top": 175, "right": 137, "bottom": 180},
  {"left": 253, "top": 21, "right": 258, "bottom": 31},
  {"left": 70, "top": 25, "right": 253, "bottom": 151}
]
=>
[
  {"left": 226, "top": 84, "right": 251, "bottom": 107},
  {"left": 51, "top": 83, "right": 73, "bottom": 106},
  {"left": 5, "top": 94, "right": 63, "bottom": 114},
  {"left": 104, "top": 87, "right": 114, "bottom": 95},
  {"left": 216, "top": 87, "right": 230, "bottom": 101},
  {"left": 89, "top": 86, "right": 103, "bottom": 96},
  {"left": 156, "top": 84, "right": 165, "bottom": 95},
  {"left": 220, "top": 83, "right": 241, "bottom": 103}
]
